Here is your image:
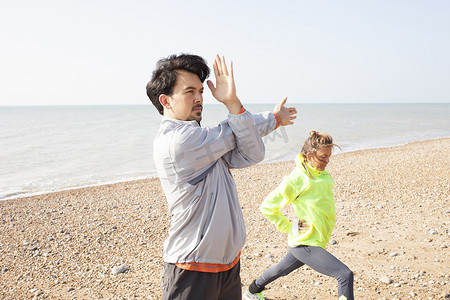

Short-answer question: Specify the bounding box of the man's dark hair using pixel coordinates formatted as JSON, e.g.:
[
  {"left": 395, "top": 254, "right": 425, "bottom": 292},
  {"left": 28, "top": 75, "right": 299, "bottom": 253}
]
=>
[{"left": 146, "top": 54, "right": 210, "bottom": 115}]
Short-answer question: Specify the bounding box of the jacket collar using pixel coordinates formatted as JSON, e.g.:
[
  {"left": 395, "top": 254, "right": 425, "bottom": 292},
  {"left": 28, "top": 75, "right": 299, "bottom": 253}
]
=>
[
  {"left": 161, "top": 116, "right": 200, "bottom": 127},
  {"left": 295, "top": 153, "right": 326, "bottom": 177}
]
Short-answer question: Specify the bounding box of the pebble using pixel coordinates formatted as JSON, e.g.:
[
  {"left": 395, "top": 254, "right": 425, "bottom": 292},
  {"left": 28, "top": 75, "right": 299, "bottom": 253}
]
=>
[
  {"left": 265, "top": 254, "right": 274, "bottom": 260},
  {"left": 389, "top": 252, "right": 399, "bottom": 257},
  {"left": 329, "top": 239, "right": 337, "bottom": 245},
  {"left": 428, "top": 228, "right": 438, "bottom": 235},
  {"left": 380, "top": 276, "right": 393, "bottom": 284},
  {"left": 112, "top": 265, "right": 128, "bottom": 275}
]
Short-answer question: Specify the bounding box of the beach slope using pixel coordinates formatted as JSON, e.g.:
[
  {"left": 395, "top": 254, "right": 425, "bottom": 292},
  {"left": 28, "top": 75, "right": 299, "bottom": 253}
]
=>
[{"left": 0, "top": 139, "right": 449, "bottom": 299}]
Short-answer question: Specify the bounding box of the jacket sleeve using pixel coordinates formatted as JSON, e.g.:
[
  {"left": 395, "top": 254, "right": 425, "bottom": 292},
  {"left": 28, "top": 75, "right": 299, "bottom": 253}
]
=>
[
  {"left": 168, "top": 120, "right": 237, "bottom": 183},
  {"left": 169, "top": 109, "right": 270, "bottom": 182},
  {"left": 221, "top": 110, "right": 267, "bottom": 168},
  {"left": 252, "top": 111, "right": 278, "bottom": 137},
  {"left": 260, "top": 168, "right": 306, "bottom": 233}
]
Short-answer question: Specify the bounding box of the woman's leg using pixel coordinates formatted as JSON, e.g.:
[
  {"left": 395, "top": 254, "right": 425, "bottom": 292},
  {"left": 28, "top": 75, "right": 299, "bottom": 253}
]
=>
[
  {"left": 290, "top": 246, "right": 354, "bottom": 300},
  {"left": 254, "top": 251, "right": 304, "bottom": 290}
]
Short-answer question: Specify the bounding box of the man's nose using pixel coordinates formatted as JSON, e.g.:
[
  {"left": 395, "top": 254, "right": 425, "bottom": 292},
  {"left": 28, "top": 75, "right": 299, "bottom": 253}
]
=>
[{"left": 194, "top": 92, "right": 202, "bottom": 103}]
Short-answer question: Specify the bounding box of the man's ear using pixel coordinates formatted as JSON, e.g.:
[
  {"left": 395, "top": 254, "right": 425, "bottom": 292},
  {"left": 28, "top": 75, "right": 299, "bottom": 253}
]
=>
[
  {"left": 306, "top": 152, "right": 312, "bottom": 161},
  {"left": 159, "top": 94, "right": 171, "bottom": 109}
]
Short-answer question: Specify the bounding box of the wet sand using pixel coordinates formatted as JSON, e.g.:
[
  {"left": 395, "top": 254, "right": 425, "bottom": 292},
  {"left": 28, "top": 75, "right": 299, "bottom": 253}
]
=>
[{"left": 0, "top": 138, "right": 449, "bottom": 299}]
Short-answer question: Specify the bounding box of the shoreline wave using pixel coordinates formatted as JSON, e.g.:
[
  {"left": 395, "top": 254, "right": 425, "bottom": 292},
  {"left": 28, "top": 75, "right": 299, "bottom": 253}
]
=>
[{"left": 3, "top": 137, "right": 448, "bottom": 202}]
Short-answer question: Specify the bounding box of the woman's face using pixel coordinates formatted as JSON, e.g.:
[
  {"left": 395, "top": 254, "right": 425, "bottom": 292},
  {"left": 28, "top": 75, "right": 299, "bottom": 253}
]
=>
[{"left": 307, "top": 146, "right": 332, "bottom": 171}]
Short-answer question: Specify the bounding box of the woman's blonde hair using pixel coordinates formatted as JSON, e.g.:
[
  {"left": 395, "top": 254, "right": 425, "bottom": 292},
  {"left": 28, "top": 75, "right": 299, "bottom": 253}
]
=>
[{"left": 300, "top": 130, "right": 339, "bottom": 158}]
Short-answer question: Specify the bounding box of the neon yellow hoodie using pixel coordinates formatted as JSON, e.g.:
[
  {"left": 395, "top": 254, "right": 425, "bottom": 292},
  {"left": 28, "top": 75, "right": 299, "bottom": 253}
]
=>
[{"left": 260, "top": 154, "right": 336, "bottom": 248}]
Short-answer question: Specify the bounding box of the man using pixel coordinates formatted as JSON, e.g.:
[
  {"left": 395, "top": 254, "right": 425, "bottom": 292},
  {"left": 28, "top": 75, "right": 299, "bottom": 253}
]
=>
[{"left": 146, "top": 53, "right": 297, "bottom": 300}]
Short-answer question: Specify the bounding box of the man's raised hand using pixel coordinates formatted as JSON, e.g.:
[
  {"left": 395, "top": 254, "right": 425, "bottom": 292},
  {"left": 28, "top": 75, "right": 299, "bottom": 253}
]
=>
[
  {"left": 207, "top": 55, "right": 242, "bottom": 114},
  {"left": 273, "top": 97, "right": 297, "bottom": 126}
]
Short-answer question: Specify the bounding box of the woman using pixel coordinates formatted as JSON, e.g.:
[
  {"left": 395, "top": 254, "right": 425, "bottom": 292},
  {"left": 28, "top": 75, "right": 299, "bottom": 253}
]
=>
[{"left": 244, "top": 130, "right": 354, "bottom": 300}]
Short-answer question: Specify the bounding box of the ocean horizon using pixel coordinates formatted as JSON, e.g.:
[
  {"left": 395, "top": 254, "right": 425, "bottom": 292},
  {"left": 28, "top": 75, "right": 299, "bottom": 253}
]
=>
[{"left": 1, "top": 103, "right": 449, "bottom": 201}]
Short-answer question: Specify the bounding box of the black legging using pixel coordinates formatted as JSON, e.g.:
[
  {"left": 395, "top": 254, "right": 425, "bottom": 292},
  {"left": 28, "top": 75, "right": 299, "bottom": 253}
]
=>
[{"left": 255, "top": 245, "right": 354, "bottom": 299}]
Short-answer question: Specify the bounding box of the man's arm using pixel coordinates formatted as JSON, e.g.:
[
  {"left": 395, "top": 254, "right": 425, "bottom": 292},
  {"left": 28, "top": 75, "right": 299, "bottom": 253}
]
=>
[
  {"left": 206, "top": 55, "right": 297, "bottom": 127},
  {"left": 206, "top": 55, "right": 269, "bottom": 166},
  {"left": 207, "top": 56, "right": 298, "bottom": 168},
  {"left": 221, "top": 96, "right": 298, "bottom": 167},
  {"left": 168, "top": 55, "right": 298, "bottom": 180}
]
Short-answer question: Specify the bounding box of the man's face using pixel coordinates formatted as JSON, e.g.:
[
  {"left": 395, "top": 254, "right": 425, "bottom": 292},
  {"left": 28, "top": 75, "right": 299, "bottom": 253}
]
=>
[{"left": 165, "top": 71, "right": 204, "bottom": 122}]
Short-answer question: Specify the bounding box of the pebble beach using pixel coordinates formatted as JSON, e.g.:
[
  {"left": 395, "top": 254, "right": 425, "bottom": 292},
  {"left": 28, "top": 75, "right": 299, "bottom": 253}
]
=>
[{"left": 1, "top": 138, "right": 449, "bottom": 299}]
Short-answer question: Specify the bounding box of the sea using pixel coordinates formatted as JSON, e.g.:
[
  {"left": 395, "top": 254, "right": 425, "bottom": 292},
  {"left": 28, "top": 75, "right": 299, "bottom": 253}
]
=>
[{"left": 1, "top": 103, "right": 449, "bottom": 201}]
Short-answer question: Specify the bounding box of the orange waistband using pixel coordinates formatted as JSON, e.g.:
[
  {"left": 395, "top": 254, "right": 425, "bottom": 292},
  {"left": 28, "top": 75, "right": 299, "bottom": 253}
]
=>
[{"left": 175, "top": 252, "right": 240, "bottom": 273}]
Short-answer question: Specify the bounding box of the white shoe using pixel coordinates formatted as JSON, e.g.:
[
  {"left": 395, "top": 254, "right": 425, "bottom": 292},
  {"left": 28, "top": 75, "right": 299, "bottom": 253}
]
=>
[{"left": 243, "top": 287, "right": 265, "bottom": 300}]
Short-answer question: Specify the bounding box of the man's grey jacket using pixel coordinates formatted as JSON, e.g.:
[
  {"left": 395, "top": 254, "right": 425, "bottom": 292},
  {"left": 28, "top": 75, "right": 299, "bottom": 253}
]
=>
[{"left": 153, "top": 110, "right": 277, "bottom": 265}]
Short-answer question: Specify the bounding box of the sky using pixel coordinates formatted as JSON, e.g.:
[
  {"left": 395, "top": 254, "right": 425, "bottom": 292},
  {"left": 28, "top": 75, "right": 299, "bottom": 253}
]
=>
[{"left": 1, "top": 0, "right": 449, "bottom": 106}]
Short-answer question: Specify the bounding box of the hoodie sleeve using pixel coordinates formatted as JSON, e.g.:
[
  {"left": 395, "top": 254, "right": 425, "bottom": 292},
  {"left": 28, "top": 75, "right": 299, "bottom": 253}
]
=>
[
  {"left": 251, "top": 111, "right": 278, "bottom": 137},
  {"left": 260, "top": 167, "right": 307, "bottom": 233}
]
